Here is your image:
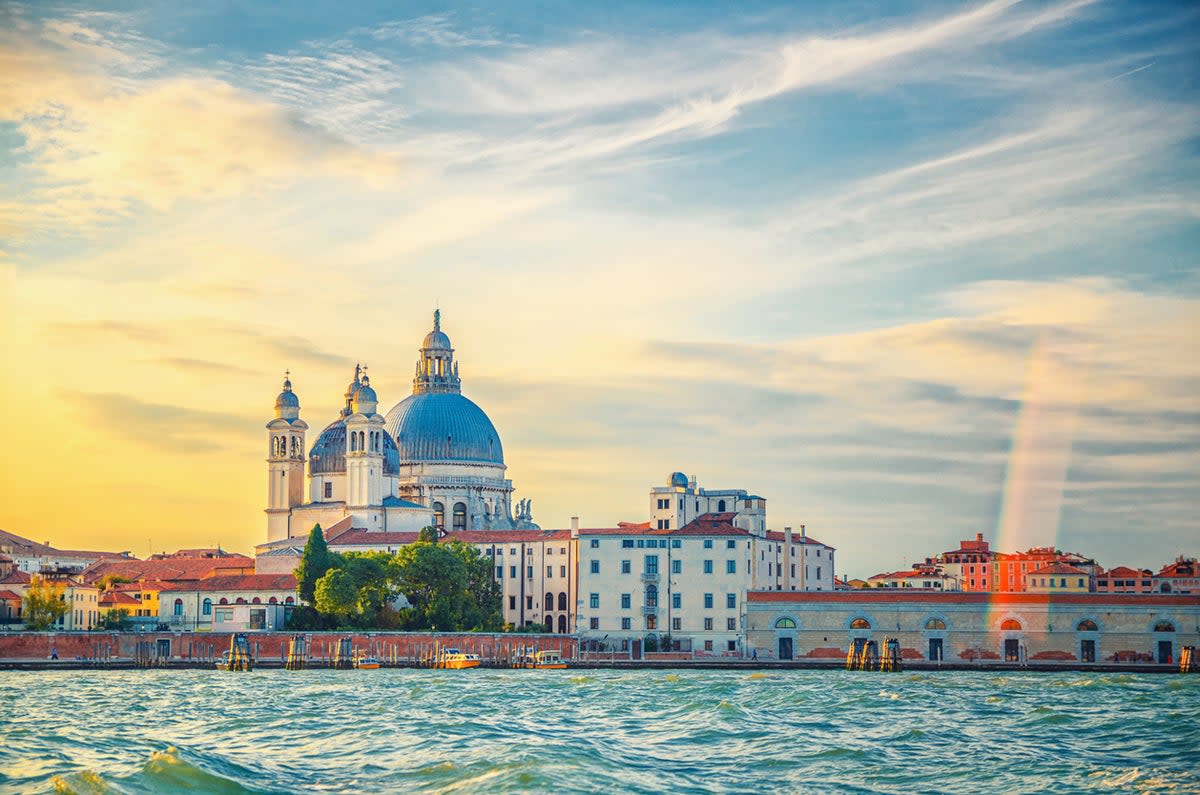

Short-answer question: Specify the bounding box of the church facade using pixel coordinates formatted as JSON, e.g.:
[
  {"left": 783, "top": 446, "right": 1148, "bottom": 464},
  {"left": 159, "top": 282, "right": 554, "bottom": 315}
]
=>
[{"left": 262, "top": 312, "right": 537, "bottom": 549}]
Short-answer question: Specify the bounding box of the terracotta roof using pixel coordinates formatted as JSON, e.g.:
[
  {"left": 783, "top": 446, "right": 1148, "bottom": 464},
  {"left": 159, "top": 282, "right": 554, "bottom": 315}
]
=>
[
  {"left": 0, "top": 570, "right": 31, "bottom": 585},
  {"left": 47, "top": 549, "right": 131, "bottom": 560},
  {"left": 764, "top": 530, "right": 832, "bottom": 548},
  {"left": 578, "top": 514, "right": 750, "bottom": 538},
  {"left": 315, "top": 516, "right": 355, "bottom": 542},
  {"left": 99, "top": 591, "right": 139, "bottom": 606},
  {"left": 158, "top": 574, "right": 297, "bottom": 593},
  {"left": 0, "top": 589, "right": 21, "bottom": 601},
  {"left": 1100, "top": 566, "right": 1145, "bottom": 577},
  {"left": 1155, "top": 557, "right": 1198, "bottom": 578},
  {"left": 868, "top": 569, "right": 947, "bottom": 580},
  {"left": 1028, "top": 563, "right": 1088, "bottom": 576},
  {"left": 109, "top": 580, "right": 171, "bottom": 593},
  {"left": 80, "top": 556, "right": 253, "bottom": 586}
]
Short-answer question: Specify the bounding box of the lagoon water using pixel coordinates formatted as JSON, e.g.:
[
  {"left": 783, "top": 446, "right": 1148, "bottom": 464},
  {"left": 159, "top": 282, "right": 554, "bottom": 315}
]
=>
[{"left": 1, "top": 669, "right": 1197, "bottom": 794}]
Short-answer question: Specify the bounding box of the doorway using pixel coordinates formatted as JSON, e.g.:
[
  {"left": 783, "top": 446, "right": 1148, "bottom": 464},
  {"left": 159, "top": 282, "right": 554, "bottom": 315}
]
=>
[
  {"left": 778, "top": 637, "right": 793, "bottom": 660},
  {"left": 1158, "top": 640, "right": 1172, "bottom": 664},
  {"left": 1004, "top": 638, "right": 1020, "bottom": 661},
  {"left": 928, "top": 638, "right": 943, "bottom": 661},
  {"left": 1080, "top": 639, "right": 1095, "bottom": 663},
  {"left": 156, "top": 638, "right": 171, "bottom": 659}
]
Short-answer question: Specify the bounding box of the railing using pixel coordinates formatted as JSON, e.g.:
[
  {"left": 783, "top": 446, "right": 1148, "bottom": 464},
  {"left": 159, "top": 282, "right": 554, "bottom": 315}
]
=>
[
  {"left": 642, "top": 604, "right": 658, "bottom": 615},
  {"left": 641, "top": 571, "right": 659, "bottom": 583}
]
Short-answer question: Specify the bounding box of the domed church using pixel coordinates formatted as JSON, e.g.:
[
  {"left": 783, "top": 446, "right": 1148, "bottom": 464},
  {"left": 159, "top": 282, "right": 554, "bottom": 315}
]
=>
[{"left": 263, "top": 311, "right": 537, "bottom": 545}]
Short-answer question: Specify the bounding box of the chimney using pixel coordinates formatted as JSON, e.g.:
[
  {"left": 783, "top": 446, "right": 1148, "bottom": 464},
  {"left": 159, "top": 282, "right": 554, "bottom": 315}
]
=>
[
  {"left": 570, "top": 516, "right": 579, "bottom": 539},
  {"left": 800, "top": 524, "right": 806, "bottom": 539},
  {"left": 976, "top": 532, "right": 983, "bottom": 542}
]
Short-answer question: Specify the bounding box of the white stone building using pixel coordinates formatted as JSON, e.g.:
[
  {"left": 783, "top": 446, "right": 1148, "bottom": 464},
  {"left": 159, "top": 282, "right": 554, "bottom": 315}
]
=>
[
  {"left": 260, "top": 311, "right": 539, "bottom": 550},
  {"left": 159, "top": 574, "right": 297, "bottom": 632}
]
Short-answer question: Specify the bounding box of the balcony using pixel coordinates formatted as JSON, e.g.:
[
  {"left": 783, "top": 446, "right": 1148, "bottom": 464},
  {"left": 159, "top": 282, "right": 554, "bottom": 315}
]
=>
[
  {"left": 641, "top": 571, "right": 660, "bottom": 583},
  {"left": 642, "top": 604, "right": 658, "bottom": 615}
]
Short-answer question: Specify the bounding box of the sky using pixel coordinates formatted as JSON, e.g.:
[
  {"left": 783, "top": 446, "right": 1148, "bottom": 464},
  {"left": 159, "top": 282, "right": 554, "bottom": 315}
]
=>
[{"left": 0, "top": 0, "right": 1196, "bottom": 577}]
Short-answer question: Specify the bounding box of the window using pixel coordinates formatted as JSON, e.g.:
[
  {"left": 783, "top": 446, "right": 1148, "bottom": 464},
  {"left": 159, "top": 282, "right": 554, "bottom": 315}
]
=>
[
  {"left": 672, "top": 618, "right": 682, "bottom": 631},
  {"left": 704, "top": 560, "right": 713, "bottom": 574},
  {"left": 1154, "top": 621, "right": 1175, "bottom": 632},
  {"left": 621, "top": 560, "right": 631, "bottom": 574},
  {"left": 671, "top": 539, "right": 681, "bottom": 548},
  {"left": 527, "top": 566, "right": 534, "bottom": 579},
  {"left": 201, "top": 598, "right": 212, "bottom": 616},
  {"left": 637, "top": 540, "right": 645, "bottom": 548},
  {"left": 1000, "top": 619, "right": 1022, "bottom": 631},
  {"left": 850, "top": 618, "right": 871, "bottom": 629},
  {"left": 671, "top": 560, "right": 681, "bottom": 574},
  {"left": 646, "top": 615, "right": 657, "bottom": 630},
  {"left": 726, "top": 540, "right": 736, "bottom": 549},
  {"left": 645, "top": 585, "right": 658, "bottom": 608},
  {"left": 432, "top": 501, "right": 444, "bottom": 529},
  {"left": 590, "top": 560, "right": 600, "bottom": 574},
  {"left": 703, "top": 540, "right": 713, "bottom": 549},
  {"left": 545, "top": 593, "right": 554, "bottom": 611},
  {"left": 509, "top": 566, "right": 517, "bottom": 579},
  {"left": 704, "top": 640, "right": 713, "bottom": 651},
  {"left": 621, "top": 594, "right": 631, "bottom": 609},
  {"left": 509, "top": 596, "right": 516, "bottom": 610},
  {"left": 925, "top": 618, "right": 946, "bottom": 630},
  {"left": 727, "top": 618, "right": 736, "bottom": 630},
  {"left": 560, "top": 565, "right": 566, "bottom": 578},
  {"left": 726, "top": 560, "right": 736, "bottom": 574},
  {"left": 717, "top": 499, "right": 726, "bottom": 511},
  {"left": 621, "top": 617, "right": 631, "bottom": 630},
  {"left": 816, "top": 567, "right": 821, "bottom": 580},
  {"left": 1077, "top": 619, "right": 1098, "bottom": 631},
  {"left": 215, "top": 608, "right": 233, "bottom": 622},
  {"left": 589, "top": 593, "right": 600, "bottom": 609},
  {"left": 645, "top": 555, "right": 659, "bottom": 575},
  {"left": 173, "top": 598, "right": 183, "bottom": 616},
  {"left": 589, "top": 618, "right": 599, "bottom": 630},
  {"left": 526, "top": 596, "right": 533, "bottom": 609},
  {"left": 547, "top": 566, "right": 553, "bottom": 578},
  {"left": 704, "top": 618, "right": 713, "bottom": 630},
  {"left": 727, "top": 640, "right": 737, "bottom": 652},
  {"left": 590, "top": 539, "right": 599, "bottom": 548},
  {"left": 324, "top": 481, "right": 333, "bottom": 499},
  {"left": 496, "top": 566, "right": 503, "bottom": 579},
  {"left": 558, "top": 593, "right": 567, "bottom": 611},
  {"left": 672, "top": 593, "right": 681, "bottom": 609},
  {"left": 704, "top": 593, "right": 713, "bottom": 609},
  {"left": 774, "top": 617, "right": 796, "bottom": 628},
  {"left": 453, "top": 502, "right": 467, "bottom": 531},
  {"left": 622, "top": 540, "right": 634, "bottom": 548},
  {"left": 726, "top": 594, "right": 736, "bottom": 609}
]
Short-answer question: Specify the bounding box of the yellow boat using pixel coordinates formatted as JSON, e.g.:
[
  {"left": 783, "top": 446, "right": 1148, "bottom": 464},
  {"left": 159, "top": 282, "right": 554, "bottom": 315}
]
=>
[
  {"left": 354, "top": 654, "right": 381, "bottom": 670},
  {"left": 436, "top": 647, "right": 481, "bottom": 670},
  {"left": 529, "top": 650, "right": 568, "bottom": 669}
]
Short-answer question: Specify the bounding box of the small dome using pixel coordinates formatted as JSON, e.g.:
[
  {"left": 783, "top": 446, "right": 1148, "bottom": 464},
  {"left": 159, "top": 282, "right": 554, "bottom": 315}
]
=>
[
  {"left": 356, "top": 378, "right": 378, "bottom": 405},
  {"left": 275, "top": 377, "right": 300, "bottom": 419},
  {"left": 669, "top": 472, "right": 689, "bottom": 488},
  {"left": 309, "top": 419, "right": 400, "bottom": 477},
  {"left": 423, "top": 329, "right": 452, "bottom": 350}
]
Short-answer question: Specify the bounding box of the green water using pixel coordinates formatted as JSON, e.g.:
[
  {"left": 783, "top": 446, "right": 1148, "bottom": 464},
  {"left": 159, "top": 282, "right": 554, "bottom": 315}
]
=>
[{"left": 1, "top": 669, "right": 1197, "bottom": 793}]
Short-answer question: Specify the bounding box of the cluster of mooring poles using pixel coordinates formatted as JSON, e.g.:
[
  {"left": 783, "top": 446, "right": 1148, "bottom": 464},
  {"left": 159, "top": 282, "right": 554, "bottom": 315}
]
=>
[{"left": 845, "top": 637, "right": 902, "bottom": 672}]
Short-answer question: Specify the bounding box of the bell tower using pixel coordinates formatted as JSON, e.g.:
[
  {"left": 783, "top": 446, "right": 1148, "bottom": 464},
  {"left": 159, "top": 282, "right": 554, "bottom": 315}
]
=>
[
  {"left": 345, "top": 365, "right": 387, "bottom": 521},
  {"left": 266, "top": 373, "right": 308, "bottom": 542},
  {"left": 413, "top": 309, "right": 461, "bottom": 395}
]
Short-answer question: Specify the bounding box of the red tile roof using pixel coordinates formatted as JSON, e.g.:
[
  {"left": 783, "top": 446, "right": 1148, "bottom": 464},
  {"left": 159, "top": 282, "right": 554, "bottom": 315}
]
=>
[
  {"left": 578, "top": 514, "right": 750, "bottom": 537},
  {"left": 316, "top": 516, "right": 356, "bottom": 542},
  {"left": 1156, "top": 557, "right": 1198, "bottom": 578},
  {"left": 0, "top": 570, "right": 31, "bottom": 585},
  {"left": 80, "top": 556, "right": 253, "bottom": 586},
  {"left": 0, "top": 589, "right": 21, "bottom": 601},
  {"left": 1101, "top": 566, "right": 1145, "bottom": 577},
  {"left": 327, "top": 531, "right": 419, "bottom": 546},
  {"left": 99, "top": 591, "right": 140, "bottom": 606},
  {"left": 158, "top": 574, "right": 297, "bottom": 593},
  {"left": 746, "top": 591, "right": 1200, "bottom": 606},
  {"left": 1028, "top": 563, "right": 1088, "bottom": 576},
  {"left": 763, "top": 530, "right": 832, "bottom": 548}
]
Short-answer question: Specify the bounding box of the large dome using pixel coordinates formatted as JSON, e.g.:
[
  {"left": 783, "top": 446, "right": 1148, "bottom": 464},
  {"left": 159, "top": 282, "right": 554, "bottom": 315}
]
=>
[
  {"left": 309, "top": 419, "right": 401, "bottom": 477},
  {"left": 384, "top": 392, "right": 504, "bottom": 465}
]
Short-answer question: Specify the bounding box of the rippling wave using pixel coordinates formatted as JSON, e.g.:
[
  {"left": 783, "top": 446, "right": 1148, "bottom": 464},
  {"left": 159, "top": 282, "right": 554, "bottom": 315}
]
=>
[{"left": 1, "top": 670, "right": 1197, "bottom": 793}]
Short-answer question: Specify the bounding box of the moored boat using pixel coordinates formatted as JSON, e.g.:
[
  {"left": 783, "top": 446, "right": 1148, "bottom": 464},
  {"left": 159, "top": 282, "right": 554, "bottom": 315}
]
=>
[{"left": 436, "top": 648, "right": 481, "bottom": 669}]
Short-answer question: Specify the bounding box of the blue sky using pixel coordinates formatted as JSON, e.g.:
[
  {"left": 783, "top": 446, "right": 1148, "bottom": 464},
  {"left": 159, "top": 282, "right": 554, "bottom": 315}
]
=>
[{"left": 0, "top": 0, "right": 1196, "bottom": 575}]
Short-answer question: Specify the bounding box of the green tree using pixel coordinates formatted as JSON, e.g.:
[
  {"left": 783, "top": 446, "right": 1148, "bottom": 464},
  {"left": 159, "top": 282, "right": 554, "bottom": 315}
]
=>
[
  {"left": 445, "top": 540, "right": 503, "bottom": 631},
  {"left": 314, "top": 569, "right": 359, "bottom": 617},
  {"left": 96, "top": 574, "right": 132, "bottom": 592},
  {"left": 296, "top": 524, "right": 332, "bottom": 605},
  {"left": 418, "top": 526, "right": 438, "bottom": 543},
  {"left": 23, "top": 577, "right": 68, "bottom": 630},
  {"left": 100, "top": 608, "right": 130, "bottom": 630}
]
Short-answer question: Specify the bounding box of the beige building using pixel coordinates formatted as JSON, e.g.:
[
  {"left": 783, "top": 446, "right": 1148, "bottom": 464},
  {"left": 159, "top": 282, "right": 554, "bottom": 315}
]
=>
[{"left": 746, "top": 591, "right": 1200, "bottom": 664}]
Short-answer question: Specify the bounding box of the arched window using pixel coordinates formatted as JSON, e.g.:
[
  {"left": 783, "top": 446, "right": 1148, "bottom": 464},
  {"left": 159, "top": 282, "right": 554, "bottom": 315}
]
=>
[
  {"left": 173, "top": 598, "right": 183, "bottom": 616},
  {"left": 218, "top": 598, "right": 228, "bottom": 605},
  {"left": 775, "top": 617, "right": 796, "bottom": 629},
  {"left": 432, "top": 502, "right": 445, "bottom": 530},
  {"left": 558, "top": 614, "right": 567, "bottom": 633},
  {"left": 284, "top": 596, "right": 295, "bottom": 605},
  {"left": 1076, "top": 619, "right": 1098, "bottom": 631},
  {"left": 558, "top": 592, "right": 567, "bottom": 611},
  {"left": 201, "top": 598, "right": 212, "bottom": 616},
  {"left": 268, "top": 597, "right": 278, "bottom": 604},
  {"left": 1000, "top": 619, "right": 1022, "bottom": 631},
  {"left": 925, "top": 618, "right": 946, "bottom": 630},
  {"left": 1154, "top": 620, "right": 1175, "bottom": 632},
  {"left": 251, "top": 597, "right": 261, "bottom": 604},
  {"left": 545, "top": 592, "right": 554, "bottom": 611},
  {"left": 645, "top": 584, "right": 658, "bottom": 608},
  {"left": 235, "top": 597, "right": 247, "bottom": 605},
  {"left": 850, "top": 618, "right": 871, "bottom": 629},
  {"left": 453, "top": 502, "right": 467, "bottom": 531},
  {"left": 717, "top": 499, "right": 727, "bottom": 512},
  {"left": 1160, "top": 583, "right": 1172, "bottom": 593}
]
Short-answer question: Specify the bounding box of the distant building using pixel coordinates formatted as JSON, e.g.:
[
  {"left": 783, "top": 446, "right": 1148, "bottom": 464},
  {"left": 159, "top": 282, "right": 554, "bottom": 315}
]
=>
[
  {"left": 1153, "top": 556, "right": 1199, "bottom": 594},
  {"left": 159, "top": 574, "right": 298, "bottom": 632},
  {"left": 936, "top": 534, "right": 1097, "bottom": 593},
  {"left": 1094, "top": 566, "right": 1154, "bottom": 594},
  {"left": 1024, "top": 563, "right": 1091, "bottom": 593},
  {"left": 0, "top": 529, "right": 132, "bottom": 575},
  {"left": 867, "top": 560, "right": 959, "bottom": 590}
]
